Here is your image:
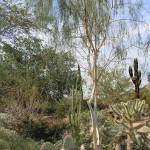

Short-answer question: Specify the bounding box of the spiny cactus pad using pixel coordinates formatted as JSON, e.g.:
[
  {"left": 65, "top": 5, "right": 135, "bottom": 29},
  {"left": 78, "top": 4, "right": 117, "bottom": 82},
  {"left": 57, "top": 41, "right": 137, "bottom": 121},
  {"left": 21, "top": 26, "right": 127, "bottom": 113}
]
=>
[
  {"left": 54, "top": 140, "right": 63, "bottom": 150},
  {"left": 63, "top": 135, "right": 73, "bottom": 150},
  {"left": 41, "top": 142, "right": 55, "bottom": 150}
]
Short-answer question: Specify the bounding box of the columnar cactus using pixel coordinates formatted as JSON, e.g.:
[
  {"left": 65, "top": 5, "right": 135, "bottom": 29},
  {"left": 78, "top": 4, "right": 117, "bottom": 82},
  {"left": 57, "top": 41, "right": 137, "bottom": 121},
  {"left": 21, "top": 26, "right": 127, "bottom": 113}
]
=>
[
  {"left": 129, "top": 58, "right": 141, "bottom": 98},
  {"left": 41, "top": 142, "right": 55, "bottom": 150},
  {"left": 70, "top": 83, "right": 82, "bottom": 140},
  {"left": 63, "top": 135, "right": 74, "bottom": 150},
  {"left": 110, "top": 100, "right": 150, "bottom": 150}
]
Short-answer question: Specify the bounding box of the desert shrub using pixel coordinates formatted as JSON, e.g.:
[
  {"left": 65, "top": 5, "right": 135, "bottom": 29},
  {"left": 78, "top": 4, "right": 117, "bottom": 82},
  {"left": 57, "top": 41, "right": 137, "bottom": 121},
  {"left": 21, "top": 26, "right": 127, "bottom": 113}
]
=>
[
  {"left": 121, "top": 142, "right": 150, "bottom": 150},
  {"left": 140, "top": 88, "right": 150, "bottom": 106},
  {"left": 0, "top": 126, "right": 40, "bottom": 150},
  {"left": 3, "top": 95, "right": 49, "bottom": 120},
  {"left": 44, "top": 102, "right": 57, "bottom": 114},
  {"left": 9, "top": 113, "right": 71, "bottom": 143},
  {"left": 44, "top": 97, "right": 71, "bottom": 118}
]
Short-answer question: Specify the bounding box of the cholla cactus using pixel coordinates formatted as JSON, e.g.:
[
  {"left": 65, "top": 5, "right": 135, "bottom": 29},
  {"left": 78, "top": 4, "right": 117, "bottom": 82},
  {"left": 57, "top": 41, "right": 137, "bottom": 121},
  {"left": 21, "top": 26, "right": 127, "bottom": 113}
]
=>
[
  {"left": 63, "top": 135, "right": 73, "bottom": 150},
  {"left": 110, "top": 100, "right": 150, "bottom": 150},
  {"left": 41, "top": 142, "right": 55, "bottom": 150},
  {"left": 129, "top": 58, "right": 141, "bottom": 98}
]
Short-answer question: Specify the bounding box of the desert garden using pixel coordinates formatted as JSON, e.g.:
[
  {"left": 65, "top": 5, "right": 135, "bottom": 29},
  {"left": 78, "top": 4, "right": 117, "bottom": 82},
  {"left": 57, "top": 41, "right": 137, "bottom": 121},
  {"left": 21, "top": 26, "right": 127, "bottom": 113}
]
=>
[{"left": 1, "top": 0, "right": 150, "bottom": 150}]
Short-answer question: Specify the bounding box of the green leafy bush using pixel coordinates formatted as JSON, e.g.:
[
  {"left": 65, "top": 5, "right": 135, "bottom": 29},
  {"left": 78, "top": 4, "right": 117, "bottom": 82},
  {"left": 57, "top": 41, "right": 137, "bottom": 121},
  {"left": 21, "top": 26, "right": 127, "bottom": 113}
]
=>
[
  {"left": 44, "top": 98, "right": 71, "bottom": 118},
  {"left": 0, "top": 126, "right": 40, "bottom": 150},
  {"left": 9, "top": 113, "right": 71, "bottom": 143}
]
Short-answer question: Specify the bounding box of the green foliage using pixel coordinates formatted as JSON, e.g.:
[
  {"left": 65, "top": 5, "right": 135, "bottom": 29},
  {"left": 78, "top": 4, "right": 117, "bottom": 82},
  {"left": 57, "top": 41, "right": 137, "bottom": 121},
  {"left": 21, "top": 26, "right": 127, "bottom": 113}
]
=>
[
  {"left": 0, "top": 41, "right": 77, "bottom": 103},
  {"left": 0, "top": 126, "right": 40, "bottom": 150},
  {"left": 0, "top": 0, "right": 37, "bottom": 39},
  {"left": 44, "top": 97, "right": 71, "bottom": 118},
  {"left": 9, "top": 113, "right": 70, "bottom": 143},
  {"left": 97, "top": 67, "right": 133, "bottom": 105},
  {"left": 0, "top": 1, "right": 78, "bottom": 107},
  {"left": 140, "top": 87, "right": 150, "bottom": 106},
  {"left": 122, "top": 143, "right": 150, "bottom": 150},
  {"left": 40, "top": 48, "right": 77, "bottom": 101}
]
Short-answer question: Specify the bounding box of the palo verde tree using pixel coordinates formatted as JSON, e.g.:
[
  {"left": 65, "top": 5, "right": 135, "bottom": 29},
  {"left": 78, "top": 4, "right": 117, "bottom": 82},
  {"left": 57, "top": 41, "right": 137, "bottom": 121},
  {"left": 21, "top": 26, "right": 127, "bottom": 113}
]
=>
[{"left": 29, "top": 0, "right": 149, "bottom": 149}]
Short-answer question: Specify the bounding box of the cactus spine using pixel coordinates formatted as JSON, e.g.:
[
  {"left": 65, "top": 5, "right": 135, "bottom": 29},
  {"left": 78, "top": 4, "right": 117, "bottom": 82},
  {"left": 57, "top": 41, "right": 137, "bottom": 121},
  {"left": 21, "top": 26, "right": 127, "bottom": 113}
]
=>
[
  {"left": 129, "top": 58, "right": 141, "bottom": 98},
  {"left": 110, "top": 100, "right": 150, "bottom": 150},
  {"left": 41, "top": 142, "right": 55, "bottom": 150}
]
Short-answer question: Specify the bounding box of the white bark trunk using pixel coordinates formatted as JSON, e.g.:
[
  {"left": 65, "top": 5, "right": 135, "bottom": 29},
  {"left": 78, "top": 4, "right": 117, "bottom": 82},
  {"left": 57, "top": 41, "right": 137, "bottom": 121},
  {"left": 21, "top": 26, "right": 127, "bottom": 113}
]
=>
[{"left": 87, "top": 54, "right": 100, "bottom": 150}]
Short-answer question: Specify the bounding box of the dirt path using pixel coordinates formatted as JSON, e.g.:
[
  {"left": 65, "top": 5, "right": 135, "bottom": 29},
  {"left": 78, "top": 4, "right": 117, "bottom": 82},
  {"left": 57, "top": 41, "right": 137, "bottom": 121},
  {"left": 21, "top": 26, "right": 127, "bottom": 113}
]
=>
[{"left": 133, "top": 116, "right": 150, "bottom": 139}]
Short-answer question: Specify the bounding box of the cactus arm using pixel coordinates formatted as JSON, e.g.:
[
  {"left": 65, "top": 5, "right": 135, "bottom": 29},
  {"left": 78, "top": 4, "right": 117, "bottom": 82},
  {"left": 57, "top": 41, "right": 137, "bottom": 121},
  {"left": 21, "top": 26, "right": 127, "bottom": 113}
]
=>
[
  {"left": 134, "top": 133, "right": 141, "bottom": 145},
  {"left": 122, "top": 112, "right": 131, "bottom": 123},
  {"left": 134, "top": 58, "right": 138, "bottom": 75},
  {"left": 138, "top": 71, "right": 141, "bottom": 85},
  {"left": 129, "top": 67, "right": 133, "bottom": 78},
  {"left": 118, "top": 121, "right": 131, "bottom": 130},
  {"left": 123, "top": 104, "right": 131, "bottom": 119},
  {"left": 134, "top": 101, "right": 144, "bottom": 119},
  {"left": 122, "top": 131, "right": 130, "bottom": 135},
  {"left": 133, "top": 120, "right": 148, "bottom": 130},
  {"left": 110, "top": 106, "right": 122, "bottom": 117}
]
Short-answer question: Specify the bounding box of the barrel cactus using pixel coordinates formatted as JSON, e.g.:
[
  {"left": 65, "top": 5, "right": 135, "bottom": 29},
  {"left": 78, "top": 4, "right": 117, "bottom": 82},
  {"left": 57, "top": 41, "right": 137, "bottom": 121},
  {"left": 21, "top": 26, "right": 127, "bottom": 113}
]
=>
[
  {"left": 54, "top": 140, "right": 63, "bottom": 150},
  {"left": 41, "top": 142, "right": 55, "bottom": 150},
  {"left": 63, "top": 135, "right": 73, "bottom": 150}
]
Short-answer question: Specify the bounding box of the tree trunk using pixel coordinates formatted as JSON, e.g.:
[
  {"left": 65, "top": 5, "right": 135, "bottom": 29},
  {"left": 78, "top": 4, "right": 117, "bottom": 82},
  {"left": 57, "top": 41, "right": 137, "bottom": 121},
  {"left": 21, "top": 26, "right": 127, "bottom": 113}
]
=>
[
  {"left": 135, "top": 84, "right": 140, "bottom": 99},
  {"left": 94, "top": 55, "right": 100, "bottom": 150},
  {"left": 88, "top": 54, "right": 100, "bottom": 150},
  {"left": 127, "top": 122, "right": 133, "bottom": 150},
  {"left": 127, "top": 134, "right": 132, "bottom": 150}
]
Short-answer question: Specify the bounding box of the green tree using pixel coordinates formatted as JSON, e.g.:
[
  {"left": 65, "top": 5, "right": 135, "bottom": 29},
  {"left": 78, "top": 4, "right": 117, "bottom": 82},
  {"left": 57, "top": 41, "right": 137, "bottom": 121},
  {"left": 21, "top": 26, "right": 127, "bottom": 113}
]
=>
[
  {"left": 0, "top": 0, "right": 78, "bottom": 104},
  {"left": 97, "top": 66, "right": 134, "bottom": 105},
  {"left": 0, "top": 42, "right": 77, "bottom": 103}
]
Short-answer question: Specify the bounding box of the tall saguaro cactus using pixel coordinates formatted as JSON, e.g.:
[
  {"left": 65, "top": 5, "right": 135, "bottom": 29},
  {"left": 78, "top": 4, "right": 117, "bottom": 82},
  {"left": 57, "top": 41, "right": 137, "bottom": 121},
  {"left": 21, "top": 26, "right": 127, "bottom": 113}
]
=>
[{"left": 129, "top": 58, "right": 141, "bottom": 98}]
